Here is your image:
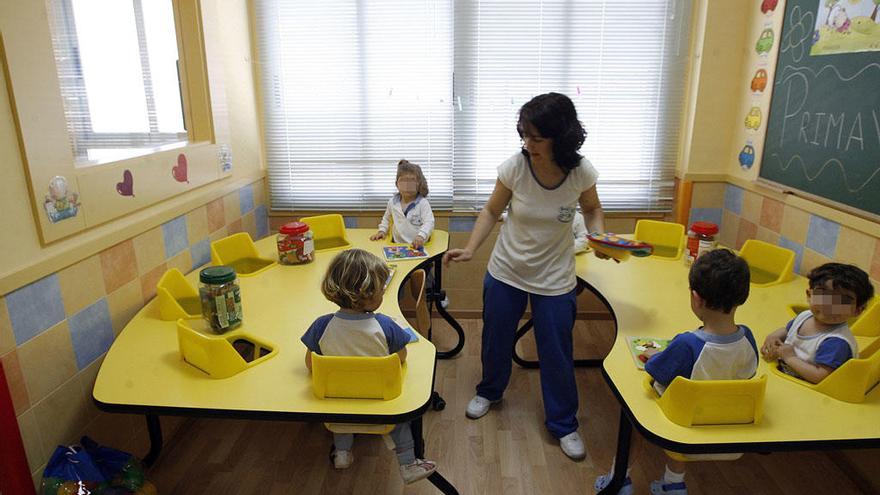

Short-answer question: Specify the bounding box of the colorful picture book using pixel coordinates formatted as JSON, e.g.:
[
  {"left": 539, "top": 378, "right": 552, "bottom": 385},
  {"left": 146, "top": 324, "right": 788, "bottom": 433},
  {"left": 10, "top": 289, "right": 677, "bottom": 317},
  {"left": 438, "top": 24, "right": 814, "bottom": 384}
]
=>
[
  {"left": 383, "top": 245, "right": 429, "bottom": 260},
  {"left": 626, "top": 336, "right": 671, "bottom": 369}
]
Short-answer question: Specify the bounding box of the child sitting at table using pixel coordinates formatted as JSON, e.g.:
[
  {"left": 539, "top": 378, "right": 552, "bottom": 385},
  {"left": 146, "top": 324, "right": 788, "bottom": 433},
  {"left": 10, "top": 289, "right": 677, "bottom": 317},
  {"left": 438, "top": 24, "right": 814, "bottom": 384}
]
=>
[
  {"left": 761, "top": 263, "right": 873, "bottom": 384},
  {"left": 301, "top": 248, "right": 437, "bottom": 484},
  {"left": 371, "top": 159, "right": 435, "bottom": 249},
  {"left": 595, "top": 248, "right": 757, "bottom": 495}
]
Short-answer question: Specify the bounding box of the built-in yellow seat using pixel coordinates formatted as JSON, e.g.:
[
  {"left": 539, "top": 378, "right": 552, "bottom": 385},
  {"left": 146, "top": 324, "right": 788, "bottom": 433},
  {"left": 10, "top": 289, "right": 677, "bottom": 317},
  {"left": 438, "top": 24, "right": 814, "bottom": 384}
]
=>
[
  {"left": 300, "top": 214, "right": 352, "bottom": 252},
  {"left": 739, "top": 239, "right": 795, "bottom": 287},
  {"left": 772, "top": 337, "right": 880, "bottom": 403},
  {"left": 644, "top": 374, "right": 767, "bottom": 427},
  {"left": 156, "top": 268, "right": 201, "bottom": 320},
  {"left": 311, "top": 353, "right": 404, "bottom": 435},
  {"left": 851, "top": 298, "right": 879, "bottom": 338},
  {"left": 209, "top": 232, "right": 276, "bottom": 276},
  {"left": 634, "top": 220, "right": 685, "bottom": 260},
  {"left": 177, "top": 318, "right": 277, "bottom": 379}
]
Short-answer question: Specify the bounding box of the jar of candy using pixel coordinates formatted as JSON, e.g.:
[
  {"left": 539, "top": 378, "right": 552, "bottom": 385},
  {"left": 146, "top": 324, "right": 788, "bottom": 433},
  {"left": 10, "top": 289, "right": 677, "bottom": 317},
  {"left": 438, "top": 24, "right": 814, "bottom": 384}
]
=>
[
  {"left": 277, "top": 221, "right": 314, "bottom": 264},
  {"left": 199, "top": 266, "right": 243, "bottom": 333},
  {"left": 685, "top": 221, "right": 719, "bottom": 264}
]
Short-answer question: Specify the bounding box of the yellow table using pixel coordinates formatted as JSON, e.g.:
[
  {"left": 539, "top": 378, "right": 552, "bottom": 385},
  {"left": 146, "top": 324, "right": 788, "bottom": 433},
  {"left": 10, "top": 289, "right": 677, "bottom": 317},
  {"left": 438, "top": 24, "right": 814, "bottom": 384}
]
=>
[
  {"left": 94, "top": 229, "right": 458, "bottom": 494},
  {"left": 579, "top": 253, "right": 880, "bottom": 494}
]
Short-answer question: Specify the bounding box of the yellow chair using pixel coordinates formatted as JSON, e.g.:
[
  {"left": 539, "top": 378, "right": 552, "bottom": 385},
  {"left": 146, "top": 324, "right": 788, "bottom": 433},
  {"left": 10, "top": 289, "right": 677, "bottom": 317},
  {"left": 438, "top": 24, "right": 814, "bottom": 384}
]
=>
[
  {"left": 210, "top": 232, "right": 276, "bottom": 277},
  {"left": 311, "top": 353, "right": 404, "bottom": 435},
  {"left": 177, "top": 318, "right": 277, "bottom": 379},
  {"left": 156, "top": 268, "right": 201, "bottom": 320},
  {"left": 772, "top": 337, "right": 880, "bottom": 403},
  {"left": 739, "top": 239, "right": 795, "bottom": 287},
  {"left": 644, "top": 374, "right": 767, "bottom": 427},
  {"left": 634, "top": 220, "right": 685, "bottom": 260},
  {"left": 300, "top": 214, "right": 352, "bottom": 252},
  {"left": 851, "top": 298, "right": 879, "bottom": 338}
]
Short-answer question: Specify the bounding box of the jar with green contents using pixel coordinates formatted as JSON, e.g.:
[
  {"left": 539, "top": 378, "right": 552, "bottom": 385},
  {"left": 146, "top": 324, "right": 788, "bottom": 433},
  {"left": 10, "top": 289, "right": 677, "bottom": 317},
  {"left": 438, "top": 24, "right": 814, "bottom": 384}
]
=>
[{"left": 199, "top": 266, "right": 243, "bottom": 333}]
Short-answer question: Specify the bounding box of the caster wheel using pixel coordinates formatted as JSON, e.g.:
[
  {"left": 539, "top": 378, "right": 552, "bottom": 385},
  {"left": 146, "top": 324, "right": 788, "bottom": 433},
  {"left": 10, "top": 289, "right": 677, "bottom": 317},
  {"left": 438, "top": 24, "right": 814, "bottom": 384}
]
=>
[{"left": 433, "top": 398, "right": 446, "bottom": 411}]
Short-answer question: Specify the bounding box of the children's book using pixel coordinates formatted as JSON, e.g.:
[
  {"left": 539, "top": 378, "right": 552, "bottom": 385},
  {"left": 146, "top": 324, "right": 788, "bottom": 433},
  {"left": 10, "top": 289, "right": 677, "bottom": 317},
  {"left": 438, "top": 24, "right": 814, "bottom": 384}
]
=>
[
  {"left": 626, "top": 336, "right": 671, "bottom": 370},
  {"left": 383, "top": 245, "right": 429, "bottom": 261}
]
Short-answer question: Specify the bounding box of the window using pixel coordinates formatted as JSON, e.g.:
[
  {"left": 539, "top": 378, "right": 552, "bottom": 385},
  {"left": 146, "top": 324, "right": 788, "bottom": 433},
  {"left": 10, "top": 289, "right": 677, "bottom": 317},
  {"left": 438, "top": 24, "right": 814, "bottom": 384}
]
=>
[
  {"left": 257, "top": 0, "right": 691, "bottom": 212},
  {"left": 48, "top": 0, "right": 187, "bottom": 165}
]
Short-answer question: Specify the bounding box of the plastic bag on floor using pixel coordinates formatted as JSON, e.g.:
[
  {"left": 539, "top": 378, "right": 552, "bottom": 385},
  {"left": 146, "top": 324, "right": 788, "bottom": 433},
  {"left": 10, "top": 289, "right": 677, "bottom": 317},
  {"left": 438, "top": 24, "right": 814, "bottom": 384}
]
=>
[{"left": 40, "top": 437, "right": 157, "bottom": 495}]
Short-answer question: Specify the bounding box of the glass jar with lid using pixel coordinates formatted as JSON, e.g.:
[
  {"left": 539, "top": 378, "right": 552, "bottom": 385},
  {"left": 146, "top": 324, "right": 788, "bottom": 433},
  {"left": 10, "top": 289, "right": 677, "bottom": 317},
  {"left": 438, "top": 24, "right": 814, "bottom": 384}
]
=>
[
  {"left": 277, "top": 221, "right": 314, "bottom": 264},
  {"left": 685, "top": 221, "right": 719, "bottom": 265},
  {"left": 199, "top": 266, "right": 243, "bottom": 333}
]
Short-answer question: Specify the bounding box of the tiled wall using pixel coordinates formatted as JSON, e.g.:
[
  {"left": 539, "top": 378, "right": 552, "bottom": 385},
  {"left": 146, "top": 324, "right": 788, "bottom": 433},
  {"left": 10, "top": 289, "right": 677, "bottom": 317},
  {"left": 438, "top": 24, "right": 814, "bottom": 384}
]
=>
[
  {"left": 689, "top": 182, "right": 880, "bottom": 287},
  {"left": 0, "top": 179, "right": 268, "bottom": 484}
]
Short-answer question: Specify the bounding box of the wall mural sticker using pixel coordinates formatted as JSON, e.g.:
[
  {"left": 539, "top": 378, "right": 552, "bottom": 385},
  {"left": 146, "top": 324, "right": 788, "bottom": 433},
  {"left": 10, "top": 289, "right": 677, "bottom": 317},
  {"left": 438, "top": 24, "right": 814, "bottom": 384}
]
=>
[
  {"left": 811, "top": 0, "right": 880, "bottom": 56},
  {"left": 173, "top": 153, "right": 189, "bottom": 183},
  {"left": 757, "top": 27, "right": 776, "bottom": 54},
  {"left": 43, "top": 176, "right": 80, "bottom": 223},
  {"left": 739, "top": 142, "right": 757, "bottom": 169},
  {"left": 116, "top": 169, "right": 134, "bottom": 197},
  {"left": 751, "top": 68, "right": 770, "bottom": 92},
  {"left": 762, "top": 0, "right": 780, "bottom": 15},
  {"left": 745, "top": 106, "right": 764, "bottom": 130}
]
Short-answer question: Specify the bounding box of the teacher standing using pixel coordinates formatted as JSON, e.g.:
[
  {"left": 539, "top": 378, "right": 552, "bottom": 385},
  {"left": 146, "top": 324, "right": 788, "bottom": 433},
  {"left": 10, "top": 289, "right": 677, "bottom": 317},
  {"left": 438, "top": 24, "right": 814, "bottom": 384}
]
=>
[{"left": 443, "top": 92, "right": 606, "bottom": 460}]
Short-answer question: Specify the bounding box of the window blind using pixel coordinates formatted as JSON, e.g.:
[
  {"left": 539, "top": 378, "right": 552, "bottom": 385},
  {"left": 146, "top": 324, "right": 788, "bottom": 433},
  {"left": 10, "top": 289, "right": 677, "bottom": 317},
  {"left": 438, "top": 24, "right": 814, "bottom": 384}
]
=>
[{"left": 256, "top": 0, "right": 454, "bottom": 211}]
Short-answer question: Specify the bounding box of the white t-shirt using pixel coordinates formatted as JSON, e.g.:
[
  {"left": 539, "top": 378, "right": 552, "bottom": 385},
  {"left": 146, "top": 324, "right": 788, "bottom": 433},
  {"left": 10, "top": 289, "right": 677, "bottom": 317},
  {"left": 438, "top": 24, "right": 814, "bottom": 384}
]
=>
[
  {"left": 378, "top": 194, "right": 435, "bottom": 244},
  {"left": 782, "top": 310, "right": 858, "bottom": 371},
  {"left": 487, "top": 153, "right": 599, "bottom": 296}
]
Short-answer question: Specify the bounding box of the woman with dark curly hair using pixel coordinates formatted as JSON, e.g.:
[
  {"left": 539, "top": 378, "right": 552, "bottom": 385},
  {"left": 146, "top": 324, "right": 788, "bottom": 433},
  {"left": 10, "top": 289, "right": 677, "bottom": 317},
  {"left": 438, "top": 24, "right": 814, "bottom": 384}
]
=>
[{"left": 444, "top": 92, "right": 607, "bottom": 460}]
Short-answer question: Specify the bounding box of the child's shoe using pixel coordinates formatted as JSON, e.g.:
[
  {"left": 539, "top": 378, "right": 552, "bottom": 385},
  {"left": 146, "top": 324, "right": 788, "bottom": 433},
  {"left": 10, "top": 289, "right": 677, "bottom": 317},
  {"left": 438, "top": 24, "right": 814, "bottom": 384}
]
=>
[
  {"left": 399, "top": 458, "right": 437, "bottom": 484},
  {"left": 593, "top": 472, "right": 633, "bottom": 495},
  {"left": 650, "top": 480, "right": 687, "bottom": 495},
  {"left": 332, "top": 449, "right": 353, "bottom": 469}
]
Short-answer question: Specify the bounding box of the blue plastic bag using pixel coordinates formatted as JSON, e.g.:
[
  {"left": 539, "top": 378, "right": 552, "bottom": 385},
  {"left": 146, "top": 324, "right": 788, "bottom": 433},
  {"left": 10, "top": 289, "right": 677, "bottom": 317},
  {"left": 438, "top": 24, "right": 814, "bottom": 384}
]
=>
[{"left": 41, "top": 445, "right": 107, "bottom": 495}]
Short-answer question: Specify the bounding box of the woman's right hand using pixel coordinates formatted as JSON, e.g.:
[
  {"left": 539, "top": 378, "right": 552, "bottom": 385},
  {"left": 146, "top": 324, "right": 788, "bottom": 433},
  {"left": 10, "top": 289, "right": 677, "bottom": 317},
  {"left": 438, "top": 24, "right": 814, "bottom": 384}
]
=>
[
  {"left": 443, "top": 248, "right": 472, "bottom": 267},
  {"left": 370, "top": 231, "right": 386, "bottom": 241}
]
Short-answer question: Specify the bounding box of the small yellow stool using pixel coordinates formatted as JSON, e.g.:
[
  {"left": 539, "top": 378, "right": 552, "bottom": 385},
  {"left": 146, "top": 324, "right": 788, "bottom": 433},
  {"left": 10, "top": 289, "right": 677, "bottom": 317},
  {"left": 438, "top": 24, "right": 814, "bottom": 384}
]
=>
[
  {"left": 210, "top": 232, "right": 276, "bottom": 277},
  {"left": 311, "top": 353, "right": 403, "bottom": 435},
  {"left": 739, "top": 239, "right": 795, "bottom": 287},
  {"left": 177, "top": 318, "right": 277, "bottom": 379},
  {"left": 156, "top": 268, "right": 201, "bottom": 320},
  {"left": 634, "top": 220, "right": 685, "bottom": 260},
  {"left": 300, "top": 214, "right": 353, "bottom": 252}
]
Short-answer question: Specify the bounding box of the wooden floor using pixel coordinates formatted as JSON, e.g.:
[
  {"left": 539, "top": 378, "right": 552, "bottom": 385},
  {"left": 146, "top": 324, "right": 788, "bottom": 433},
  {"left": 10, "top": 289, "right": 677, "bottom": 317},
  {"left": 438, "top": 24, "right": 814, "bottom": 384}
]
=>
[{"left": 146, "top": 318, "right": 870, "bottom": 494}]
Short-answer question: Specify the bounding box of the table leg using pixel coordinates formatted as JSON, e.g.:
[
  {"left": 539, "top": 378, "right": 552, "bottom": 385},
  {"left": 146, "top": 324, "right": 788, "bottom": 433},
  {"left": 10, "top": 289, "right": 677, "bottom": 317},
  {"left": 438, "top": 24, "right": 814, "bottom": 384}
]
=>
[
  {"left": 412, "top": 416, "right": 459, "bottom": 495},
  {"left": 428, "top": 257, "right": 465, "bottom": 360},
  {"left": 142, "top": 414, "right": 163, "bottom": 467},
  {"left": 598, "top": 409, "right": 633, "bottom": 495}
]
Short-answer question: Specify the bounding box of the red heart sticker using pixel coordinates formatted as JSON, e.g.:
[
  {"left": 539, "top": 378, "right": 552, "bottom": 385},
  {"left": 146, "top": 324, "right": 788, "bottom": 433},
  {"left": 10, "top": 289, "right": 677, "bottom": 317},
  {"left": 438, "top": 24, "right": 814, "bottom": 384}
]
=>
[
  {"left": 116, "top": 169, "right": 134, "bottom": 196},
  {"left": 172, "top": 154, "right": 189, "bottom": 183}
]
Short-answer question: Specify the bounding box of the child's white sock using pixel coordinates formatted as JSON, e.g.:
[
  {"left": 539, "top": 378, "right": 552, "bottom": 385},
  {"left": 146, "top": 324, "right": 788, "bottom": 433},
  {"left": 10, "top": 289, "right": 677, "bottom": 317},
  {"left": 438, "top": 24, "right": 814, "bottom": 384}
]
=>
[{"left": 663, "top": 465, "right": 685, "bottom": 483}]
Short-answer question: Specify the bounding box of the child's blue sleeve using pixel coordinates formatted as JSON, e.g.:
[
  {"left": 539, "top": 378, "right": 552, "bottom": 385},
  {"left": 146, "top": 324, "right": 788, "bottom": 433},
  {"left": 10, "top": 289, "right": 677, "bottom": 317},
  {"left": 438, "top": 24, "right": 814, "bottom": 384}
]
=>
[
  {"left": 814, "top": 338, "right": 853, "bottom": 369},
  {"left": 300, "top": 314, "right": 333, "bottom": 355},
  {"left": 644, "top": 333, "right": 699, "bottom": 387},
  {"left": 375, "top": 314, "right": 411, "bottom": 354}
]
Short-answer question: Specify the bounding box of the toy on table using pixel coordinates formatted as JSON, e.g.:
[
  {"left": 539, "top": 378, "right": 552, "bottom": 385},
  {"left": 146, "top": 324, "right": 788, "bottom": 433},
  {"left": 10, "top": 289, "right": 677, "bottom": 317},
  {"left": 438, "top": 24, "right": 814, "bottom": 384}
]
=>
[
  {"left": 627, "top": 336, "right": 671, "bottom": 369},
  {"left": 587, "top": 233, "right": 653, "bottom": 262},
  {"left": 383, "top": 245, "right": 429, "bottom": 260}
]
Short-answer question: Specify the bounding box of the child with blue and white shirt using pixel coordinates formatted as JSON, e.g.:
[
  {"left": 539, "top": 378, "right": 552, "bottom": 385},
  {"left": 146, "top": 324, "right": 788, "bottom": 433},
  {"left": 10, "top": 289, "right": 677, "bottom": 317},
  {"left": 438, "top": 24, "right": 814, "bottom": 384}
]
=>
[
  {"left": 301, "top": 248, "right": 437, "bottom": 484},
  {"left": 595, "top": 249, "right": 757, "bottom": 495},
  {"left": 371, "top": 160, "right": 435, "bottom": 249},
  {"left": 761, "top": 263, "right": 873, "bottom": 384}
]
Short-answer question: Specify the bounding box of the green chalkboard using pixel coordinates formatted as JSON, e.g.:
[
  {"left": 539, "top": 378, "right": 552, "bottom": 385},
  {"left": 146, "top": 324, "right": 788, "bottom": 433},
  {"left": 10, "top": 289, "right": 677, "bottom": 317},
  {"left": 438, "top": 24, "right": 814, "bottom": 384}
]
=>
[{"left": 760, "top": 0, "right": 880, "bottom": 217}]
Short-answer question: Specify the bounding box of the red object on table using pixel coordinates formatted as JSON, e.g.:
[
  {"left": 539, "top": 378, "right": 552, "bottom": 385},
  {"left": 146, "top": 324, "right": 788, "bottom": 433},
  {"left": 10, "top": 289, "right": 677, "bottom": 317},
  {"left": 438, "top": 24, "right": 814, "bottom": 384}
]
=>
[{"left": 0, "top": 361, "right": 36, "bottom": 495}]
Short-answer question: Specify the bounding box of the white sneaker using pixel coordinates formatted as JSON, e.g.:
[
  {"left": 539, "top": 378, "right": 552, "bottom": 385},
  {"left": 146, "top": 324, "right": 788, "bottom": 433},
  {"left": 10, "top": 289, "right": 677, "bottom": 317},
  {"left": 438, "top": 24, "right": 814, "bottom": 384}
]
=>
[
  {"left": 440, "top": 296, "right": 450, "bottom": 309},
  {"left": 559, "top": 431, "right": 586, "bottom": 460},
  {"left": 465, "top": 395, "right": 499, "bottom": 419},
  {"left": 332, "top": 449, "right": 353, "bottom": 469},
  {"left": 399, "top": 458, "right": 437, "bottom": 484}
]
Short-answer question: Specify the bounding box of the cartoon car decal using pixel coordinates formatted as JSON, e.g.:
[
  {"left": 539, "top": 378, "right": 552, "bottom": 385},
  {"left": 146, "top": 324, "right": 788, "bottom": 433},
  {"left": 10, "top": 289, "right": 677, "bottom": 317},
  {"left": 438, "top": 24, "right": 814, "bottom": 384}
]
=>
[
  {"left": 745, "top": 107, "right": 762, "bottom": 130},
  {"left": 739, "top": 144, "right": 756, "bottom": 169},
  {"left": 751, "top": 69, "right": 768, "bottom": 92},
  {"left": 756, "top": 28, "right": 774, "bottom": 54}
]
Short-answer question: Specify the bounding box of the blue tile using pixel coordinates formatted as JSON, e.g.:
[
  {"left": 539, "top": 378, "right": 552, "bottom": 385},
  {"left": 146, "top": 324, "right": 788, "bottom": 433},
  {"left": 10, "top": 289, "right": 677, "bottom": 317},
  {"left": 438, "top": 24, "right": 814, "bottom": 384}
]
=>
[
  {"left": 449, "top": 216, "right": 476, "bottom": 232},
  {"left": 688, "top": 208, "right": 723, "bottom": 229},
  {"left": 805, "top": 215, "right": 839, "bottom": 258},
  {"left": 255, "top": 205, "right": 269, "bottom": 239},
  {"left": 7, "top": 274, "right": 66, "bottom": 345},
  {"left": 162, "top": 216, "right": 189, "bottom": 259},
  {"left": 724, "top": 185, "right": 744, "bottom": 214},
  {"left": 779, "top": 237, "right": 805, "bottom": 274},
  {"left": 68, "top": 299, "right": 115, "bottom": 370},
  {"left": 191, "top": 238, "right": 211, "bottom": 270},
  {"left": 239, "top": 185, "right": 255, "bottom": 214},
  {"left": 343, "top": 216, "right": 358, "bottom": 229}
]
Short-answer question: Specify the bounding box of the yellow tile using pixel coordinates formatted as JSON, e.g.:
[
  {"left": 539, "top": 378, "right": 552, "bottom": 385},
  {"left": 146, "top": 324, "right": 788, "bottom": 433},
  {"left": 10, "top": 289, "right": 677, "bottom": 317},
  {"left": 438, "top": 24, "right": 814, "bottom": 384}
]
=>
[
  {"left": 242, "top": 211, "right": 257, "bottom": 239},
  {"left": 16, "top": 408, "right": 46, "bottom": 474},
  {"left": 719, "top": 210, "right": 739, "bottom": 249},
  {"left": 740, "top": 190, "right": 762, "bottom": 224},
  {"left": 223, "top": 191, "right": 240, "bottom": 225},
  {"left": 690, "top": 182, "right": 726, "bottom": 209},
  {"left": 780, "top": 205, "right": 810, "bottom": 244},
  {"left": 253, "top": 179, "right": 267, "bottom": 207},
  {"left": 802, "top": 248, "right": 832, "bottom": 275},
  {"left": 132, "top": 227, "right": 165, "bottom": 276},
  {"left": 106, "top": 280, "right": 143, "bottom": 336},
  {"left": 0, "top": 296, "right": 14, "bottom": 355},
  {"left": 755, "top": 226, "right": 780, "bottom": 246},
  {"left": 18, "top": 321, "right": 77, "bottom": 404},
  {"left": 33, "top": 375, "right": 91, "bottom": 457},
  {"left": 2, "top": 350, "right": 30, "bottom": 414},
  {"left": 167, "top": 248, "right": 193, "bottom": 276},
  {"left": 186, "top": 206, "right": 210, "bottom": 245},
  {"left": 834, "top": 227, "right": 874, "bottom": 269},
  {"left": 209, "top": 226, "right": 229, "bottom": 242},
  {"left": 77, "top": 356, "right": 104, "bottom": 424},
  {"left": 57, "top": 255, "right": 106, "bottom": 317}
]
